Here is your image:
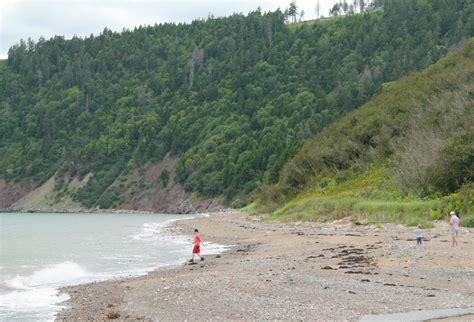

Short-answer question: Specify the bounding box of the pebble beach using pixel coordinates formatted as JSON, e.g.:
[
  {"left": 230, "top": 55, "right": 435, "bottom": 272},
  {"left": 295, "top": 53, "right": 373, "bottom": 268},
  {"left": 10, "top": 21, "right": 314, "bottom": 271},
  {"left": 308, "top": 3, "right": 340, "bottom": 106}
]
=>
[{"left": 56, "top": 211, "right": 474, "bottom": 321}]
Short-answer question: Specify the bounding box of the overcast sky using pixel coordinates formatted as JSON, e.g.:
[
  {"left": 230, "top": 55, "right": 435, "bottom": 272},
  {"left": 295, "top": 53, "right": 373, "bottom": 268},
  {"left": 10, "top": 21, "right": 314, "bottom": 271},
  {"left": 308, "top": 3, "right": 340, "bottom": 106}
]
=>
[{"left": 0, "top": 0, "right": 339, "bottom": 59}]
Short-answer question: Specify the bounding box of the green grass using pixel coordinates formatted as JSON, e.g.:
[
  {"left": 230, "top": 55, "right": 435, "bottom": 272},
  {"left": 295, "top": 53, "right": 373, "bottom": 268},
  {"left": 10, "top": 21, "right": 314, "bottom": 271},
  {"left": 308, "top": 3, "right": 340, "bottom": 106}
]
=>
[
  {"left": 264, "top": 164, "right": 441, "bottom": 228},
  {"left": 241, "top": 202, "right": 260, "bottom": 214},
  {"left": 267, "top": 194, "right": 438, "bottom": 227}
]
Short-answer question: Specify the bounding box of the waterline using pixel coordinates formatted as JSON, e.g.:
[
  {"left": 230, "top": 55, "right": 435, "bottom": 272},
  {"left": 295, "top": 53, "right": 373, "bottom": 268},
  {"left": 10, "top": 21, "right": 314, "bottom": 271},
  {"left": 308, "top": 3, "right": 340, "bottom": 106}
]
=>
[{"left": 0, "top": 212, "right": 227, "bottom": 321}]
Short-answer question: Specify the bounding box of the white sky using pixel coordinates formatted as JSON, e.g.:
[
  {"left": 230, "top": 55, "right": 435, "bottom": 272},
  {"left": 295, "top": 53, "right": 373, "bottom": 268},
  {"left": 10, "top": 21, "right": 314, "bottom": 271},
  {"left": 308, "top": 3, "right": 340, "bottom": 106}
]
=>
[{"left": 0, "top": 0, "right": 339, "bottom": 59}]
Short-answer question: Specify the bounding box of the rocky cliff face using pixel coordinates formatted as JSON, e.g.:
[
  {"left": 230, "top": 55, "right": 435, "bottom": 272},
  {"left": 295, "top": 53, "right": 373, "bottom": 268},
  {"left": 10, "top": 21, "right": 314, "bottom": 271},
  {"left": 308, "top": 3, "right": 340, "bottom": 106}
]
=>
[
  {"left": 0, "top": 179, "right": 32, "bottom": 208},
  {"left": 122, "top": 183, "right": 222, "bottom": 214},
  {"left": 2, "top": 155, "right": 222, "bottom": 213},
  {"left": 114, "top": 155, "right": 223, "bottom": 213}
]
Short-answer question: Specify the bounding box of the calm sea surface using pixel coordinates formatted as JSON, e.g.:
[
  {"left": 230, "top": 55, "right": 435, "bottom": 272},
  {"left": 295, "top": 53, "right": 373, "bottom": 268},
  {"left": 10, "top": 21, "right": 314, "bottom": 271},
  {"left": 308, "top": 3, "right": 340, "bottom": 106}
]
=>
[{"left": 0, "top": 212, "right": 225, "bottom": 321}]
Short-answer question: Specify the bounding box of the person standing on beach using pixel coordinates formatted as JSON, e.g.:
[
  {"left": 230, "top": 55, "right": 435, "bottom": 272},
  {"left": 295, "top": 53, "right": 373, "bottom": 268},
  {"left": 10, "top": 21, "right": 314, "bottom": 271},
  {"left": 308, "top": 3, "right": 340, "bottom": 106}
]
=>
[
  {"left": 415, "top": 225, "right": 423, "bottom": 246},
  {"left": 449, "top": 211, "right": 460, "bottom": 247},
  {"left": 190, "top": 229, "right": 205, "bottom": 262}
]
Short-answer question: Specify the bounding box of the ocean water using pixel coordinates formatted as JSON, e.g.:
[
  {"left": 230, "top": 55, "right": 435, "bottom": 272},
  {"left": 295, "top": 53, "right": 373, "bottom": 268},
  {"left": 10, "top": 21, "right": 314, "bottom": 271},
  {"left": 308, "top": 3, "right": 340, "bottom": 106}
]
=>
[{"left": 0, "top": 212, "right": 225, "bottom": 321}]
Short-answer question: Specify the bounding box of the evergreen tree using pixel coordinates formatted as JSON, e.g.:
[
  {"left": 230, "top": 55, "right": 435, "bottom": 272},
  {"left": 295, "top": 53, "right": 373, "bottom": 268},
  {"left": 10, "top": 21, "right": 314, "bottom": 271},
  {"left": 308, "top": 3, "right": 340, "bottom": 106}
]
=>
[{"left": 0, "top": 2, "right": 472, "bottom": 207}]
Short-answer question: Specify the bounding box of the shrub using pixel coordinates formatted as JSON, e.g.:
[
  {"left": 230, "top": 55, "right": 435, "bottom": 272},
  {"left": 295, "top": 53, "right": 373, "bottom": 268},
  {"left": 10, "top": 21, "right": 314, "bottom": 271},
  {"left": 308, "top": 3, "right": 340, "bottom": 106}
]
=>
[
  {"left": 391, "top": 92, "right": 473, "bottom": 196},
  {"left": 429, "top": 208, "right": 443, "bottom": 220},
  {"left": 461, "top": 215, "right": 474, "bottom": 228},
  {"left": 97, "top": 191, "right": 119, "bottom": 209},
  {"left": 138, "top": 178, "right": 146, "bottom": 189},
  {"left": 439, "top": 183, "right": 474, "bottom": 216},
  {"left": 433, "top": 132, "right": 474, "bottom": 194},
  {"left": 254, "top": 184, "right": 286, "bottom": 213},
  {"left": 159, "top": 169, "right": 170, "bottom": 188}
]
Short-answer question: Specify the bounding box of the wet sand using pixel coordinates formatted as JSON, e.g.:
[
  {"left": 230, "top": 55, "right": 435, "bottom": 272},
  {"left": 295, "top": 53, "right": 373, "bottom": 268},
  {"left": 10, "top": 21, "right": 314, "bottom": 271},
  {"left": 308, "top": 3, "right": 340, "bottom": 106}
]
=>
[{"left": 56, "top": 211, "right": 474, "bottom": 321}]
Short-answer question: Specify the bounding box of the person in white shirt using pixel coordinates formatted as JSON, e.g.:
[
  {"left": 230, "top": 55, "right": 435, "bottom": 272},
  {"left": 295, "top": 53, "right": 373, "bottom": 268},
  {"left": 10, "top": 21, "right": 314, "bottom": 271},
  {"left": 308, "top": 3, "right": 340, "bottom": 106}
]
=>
[{"left": 449, "top": 211, "right": 460, "bottom": 247}]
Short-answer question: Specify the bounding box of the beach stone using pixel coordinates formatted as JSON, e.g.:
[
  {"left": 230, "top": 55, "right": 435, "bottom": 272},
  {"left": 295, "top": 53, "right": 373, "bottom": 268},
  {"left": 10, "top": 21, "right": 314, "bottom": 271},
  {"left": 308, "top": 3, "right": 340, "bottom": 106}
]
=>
[{"left": 56, "top": 211, "right": 474, "bottom": 321}]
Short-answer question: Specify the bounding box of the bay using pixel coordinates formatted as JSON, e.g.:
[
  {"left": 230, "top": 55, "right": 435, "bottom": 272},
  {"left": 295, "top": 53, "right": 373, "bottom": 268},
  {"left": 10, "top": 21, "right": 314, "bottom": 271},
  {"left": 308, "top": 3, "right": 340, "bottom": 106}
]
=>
[{"left": 0, "top": 212, "right": 224, "bottom": 321}]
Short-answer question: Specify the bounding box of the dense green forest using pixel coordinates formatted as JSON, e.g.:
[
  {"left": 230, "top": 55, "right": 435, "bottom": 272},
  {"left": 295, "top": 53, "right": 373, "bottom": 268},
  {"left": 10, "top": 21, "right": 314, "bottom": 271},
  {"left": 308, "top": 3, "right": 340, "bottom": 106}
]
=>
[
  {"left": 1, "top": 0, "right": 473, "bottom": 208},
  {"left": 256, "top": 39, "right": 473, "bottom": 226}
]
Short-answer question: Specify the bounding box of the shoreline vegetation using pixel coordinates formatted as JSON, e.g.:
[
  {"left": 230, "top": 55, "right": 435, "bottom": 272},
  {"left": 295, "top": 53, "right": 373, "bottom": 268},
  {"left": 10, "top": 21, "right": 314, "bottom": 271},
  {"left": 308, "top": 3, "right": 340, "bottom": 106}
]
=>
[
  {"left": 56, "top": 210, "right": 474, "bottom": 320},
  {"left": 4, "top": 205, "right": 472, "bottom": 228}
]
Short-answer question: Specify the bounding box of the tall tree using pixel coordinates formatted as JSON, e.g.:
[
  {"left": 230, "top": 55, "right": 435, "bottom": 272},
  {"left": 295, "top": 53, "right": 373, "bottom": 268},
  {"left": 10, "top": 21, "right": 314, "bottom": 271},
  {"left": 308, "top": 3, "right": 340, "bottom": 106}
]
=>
[{"left": 288, "top": 1, "right": 298, "bottom": 23}]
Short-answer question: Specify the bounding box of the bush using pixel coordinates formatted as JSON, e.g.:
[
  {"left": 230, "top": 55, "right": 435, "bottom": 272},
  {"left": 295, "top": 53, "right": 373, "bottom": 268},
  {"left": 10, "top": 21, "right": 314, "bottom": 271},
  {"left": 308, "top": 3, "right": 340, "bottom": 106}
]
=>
[
  {"left": 439, "top": 183, "right": 474, "bottom": 216},
  {"left": 429, "top": 208, "right": 443, "bottom": 220},
  {"left": 392, "top": 93, "right": 473, "bottom": 196},
  {"left": 159, "top": 169, "right": 170, "bottom": 188},
  {"left": 254, "top": 184, "right": 286, "bottom": 213},
  {"left": 433, "top": 132, "right": 474, "bottom": 194},
  {"left": 461, "top": 215, "right": 474, "bottom": 228}
]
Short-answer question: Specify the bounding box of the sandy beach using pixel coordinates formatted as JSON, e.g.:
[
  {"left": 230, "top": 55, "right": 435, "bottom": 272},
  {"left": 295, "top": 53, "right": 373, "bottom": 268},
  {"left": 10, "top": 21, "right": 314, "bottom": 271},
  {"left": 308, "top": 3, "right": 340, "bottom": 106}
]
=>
[{"left": 56, "top": 211, "right": 474, "bottom": 321}]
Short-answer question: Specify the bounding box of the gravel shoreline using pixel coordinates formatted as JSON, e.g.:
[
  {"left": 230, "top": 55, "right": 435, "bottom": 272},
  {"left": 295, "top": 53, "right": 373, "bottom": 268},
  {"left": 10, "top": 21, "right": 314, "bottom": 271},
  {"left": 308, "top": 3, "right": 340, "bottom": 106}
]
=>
[{"left": 56, "top": 211, "right": 474, "bottom": 320}]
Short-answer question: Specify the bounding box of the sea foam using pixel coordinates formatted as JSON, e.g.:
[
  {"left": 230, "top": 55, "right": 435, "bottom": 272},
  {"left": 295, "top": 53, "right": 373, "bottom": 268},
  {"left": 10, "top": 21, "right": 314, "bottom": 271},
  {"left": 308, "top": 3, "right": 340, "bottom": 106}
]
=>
[
  {"left": 0, "top": 262, "right": 88, "bottom": 321},
  {"left": 0, "top": 212, "right": 229, "bottom": 321},
  {"left": 130, "top": 217, "right": 193, "bottom": 241},
  {"left": 5, "top": 261, "right": 89, "bottom": 290}
]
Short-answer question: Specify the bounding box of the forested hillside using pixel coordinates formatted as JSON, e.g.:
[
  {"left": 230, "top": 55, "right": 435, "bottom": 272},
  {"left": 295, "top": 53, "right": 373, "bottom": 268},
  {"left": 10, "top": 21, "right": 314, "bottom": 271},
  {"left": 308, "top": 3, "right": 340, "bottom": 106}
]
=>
[
  {"left": 1, "top": 0, "right": 473, "bottom": 209},
  {"left": 257, "top": 38, "right": 473, "bottom": 226}
]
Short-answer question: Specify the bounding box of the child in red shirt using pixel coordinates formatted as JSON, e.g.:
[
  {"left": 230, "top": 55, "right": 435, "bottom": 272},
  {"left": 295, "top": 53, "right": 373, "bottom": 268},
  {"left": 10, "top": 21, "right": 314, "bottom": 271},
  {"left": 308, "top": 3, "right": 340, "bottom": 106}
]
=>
[{"left": 190, "top": 229, "right": 205, "bottom": 262}]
